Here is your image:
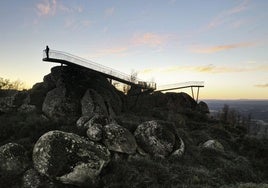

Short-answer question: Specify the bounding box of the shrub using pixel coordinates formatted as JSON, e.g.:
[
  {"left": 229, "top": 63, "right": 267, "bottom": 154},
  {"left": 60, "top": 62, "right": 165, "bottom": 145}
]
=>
[
  {"left": 190, "top": 130, "right": 212, "bottom": 145},
  {"left": 101, "top": 158, "right": 170, "bottom": 188},
  {"left": 0, "top": 77, "right": 25, "bottom": 90},
  {"left": 238, "top": 136, "right": 268, "bottom": 180},
  {"left": 214, "top": 156, "right": 259, "bottom": 184}
]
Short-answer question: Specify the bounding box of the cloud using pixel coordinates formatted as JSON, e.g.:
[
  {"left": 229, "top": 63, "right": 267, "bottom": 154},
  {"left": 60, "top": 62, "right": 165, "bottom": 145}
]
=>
[
  {"left": 207, "top": 0, "right": 249, "bottom": 29},
  {"left": 255, "top": 83, "right": 268, "bottom": 88},
  {"left": 139, "top": 68, "right": 161, "bottom": 74},
  {"left": 163, "top": 64, "right": 239, "bottom": 74},
  {"left": 194, "top": 65, "right": 218, "bottom": 73},
  {"left": 139, "top": 65, "right": 216, "bottom": 75},
  {"left": 227, "top": 0, "right": 249, "bottom": 14},
  {"left": 192, "top": 64, "right": 247, "bottom": 73},
  {"left": 140, "top": 63, "right": 268, "bottom": 75},
  {"left": 191, "top": 42, "right": 254, "bottom": 54},
  {"left": 36, "top": 0, "right": 83, "bottom": 16},
  {"left": 36, "top": 0, "right": 57, "bottom": 16},
  {"left": 132, "top": 32, "right": 169, "bottom": 47},
  {"left": 86, "top": 32, "right": 174, "bottom": 58}
]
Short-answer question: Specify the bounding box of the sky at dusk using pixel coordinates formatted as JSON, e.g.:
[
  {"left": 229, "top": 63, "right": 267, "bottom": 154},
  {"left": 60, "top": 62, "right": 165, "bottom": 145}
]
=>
[{"left": 0, "top": 0, "right": 268, "bottom": 99}]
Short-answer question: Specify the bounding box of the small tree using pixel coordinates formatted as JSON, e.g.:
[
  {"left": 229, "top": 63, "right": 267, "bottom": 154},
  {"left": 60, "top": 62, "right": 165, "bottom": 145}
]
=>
[
  {"left": 218, "top": 104, "right": 251, "bottom": 133},
  {"left": 130, "top": 70, "right": 138, "bottom": 83},
  {"left": 123, "top": 70, "right": 138, "bottom": 94},
  {"left": 221, "top": 104, "right": 229, "bottom": 123},
  {"left": 0, "top": 77, "right": 25, "bottom": 90}
]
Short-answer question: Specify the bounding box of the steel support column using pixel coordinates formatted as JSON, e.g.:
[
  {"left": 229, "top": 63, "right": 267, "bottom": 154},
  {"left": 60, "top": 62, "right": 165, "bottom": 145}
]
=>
[
  {"left": 191, "top": 87, "right": 194, "bottom": 100},
  {"left": 196, "top": 87, "right": 200, "bottom": 102}
]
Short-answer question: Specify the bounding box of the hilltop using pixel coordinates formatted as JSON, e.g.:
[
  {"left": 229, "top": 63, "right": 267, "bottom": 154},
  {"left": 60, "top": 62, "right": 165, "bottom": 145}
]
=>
[{"left": 0, "top": 66, "right": 267, "bottom": 188}]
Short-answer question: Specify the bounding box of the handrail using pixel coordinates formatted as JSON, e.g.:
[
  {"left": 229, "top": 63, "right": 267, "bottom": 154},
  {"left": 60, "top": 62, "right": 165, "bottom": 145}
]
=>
[
  {"left": 43, "top": 49, "right": 157, "bottom": 90},
  {"left": 42, "top": 49, "right": 204, "bottom": 93},
  {"left": 156, "top": 81, "right": 204, "bottom": 91}
]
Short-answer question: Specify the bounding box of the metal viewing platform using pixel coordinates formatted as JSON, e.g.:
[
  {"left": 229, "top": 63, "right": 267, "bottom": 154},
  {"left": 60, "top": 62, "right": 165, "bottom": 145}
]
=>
[
  {"left": 42, "top": 48, "right": 204, "bottom": 101},
  {"left": 43, "top": 49, "right": 156, "bottom": 91},
  {"left": 156, "top": 81, "right": 204, "bottom": 102}
]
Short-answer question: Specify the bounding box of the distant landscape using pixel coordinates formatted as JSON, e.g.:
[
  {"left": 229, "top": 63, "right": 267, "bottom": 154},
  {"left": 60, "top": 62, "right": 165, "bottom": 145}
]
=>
[{"left": 205, "top": 100, "right": 268, "bottom": 123}]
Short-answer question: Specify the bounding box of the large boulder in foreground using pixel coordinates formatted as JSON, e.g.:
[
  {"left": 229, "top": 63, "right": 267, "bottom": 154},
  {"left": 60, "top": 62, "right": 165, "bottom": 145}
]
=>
[
  {"left": 33, "top": 130, "right": 110, "bottom": 187},
  {"left": 103, "top": 123, "right": 137, "bottom": 154},
  {"left": 134, "top": 120, "right": 176, "bottom": 157},
  {"left": 0, "top": 143, "right": 29, "bottom": 176}
]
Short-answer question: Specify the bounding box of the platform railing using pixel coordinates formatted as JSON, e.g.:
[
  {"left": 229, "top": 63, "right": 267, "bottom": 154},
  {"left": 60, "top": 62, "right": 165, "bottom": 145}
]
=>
[
  {"left": 43, "top": 49, "right": 156, "bottom": 90},
  {"left": 156, "top": 81, "right": 204, "bottom": 91}
]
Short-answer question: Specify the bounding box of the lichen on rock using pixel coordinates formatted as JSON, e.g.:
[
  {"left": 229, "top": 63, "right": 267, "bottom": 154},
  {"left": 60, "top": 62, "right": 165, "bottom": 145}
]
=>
[
  {"left": 42, "top": 87, "right": 80, "bottom": 124},
  {"left": 134, "top": 120, "right": 176, "bottom": 157},
  {"left": 103, "top": 123, "right": 137, "bottom": 154},
  {"left": 32, "top": 130, "right": 110, "bottom": 187}
]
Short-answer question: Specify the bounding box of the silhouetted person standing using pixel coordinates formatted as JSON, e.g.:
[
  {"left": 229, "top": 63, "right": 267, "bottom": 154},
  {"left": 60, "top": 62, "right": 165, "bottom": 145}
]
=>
[{"left": 45, "top": 45, "right": 49, "bottom": 58}]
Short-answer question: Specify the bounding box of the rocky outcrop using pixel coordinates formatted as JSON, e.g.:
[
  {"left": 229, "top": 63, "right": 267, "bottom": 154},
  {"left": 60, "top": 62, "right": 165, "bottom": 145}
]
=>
[
  {"left": 197, "top": 101, "right": 209, "bottom": 114},
  {"left": 42, "top": 87, "right": 80, "bottom": 124},
  {"left": 39, "top": 66, "right": 124, "bottom": 123},
  {"left": 134, "top": 120, "right": 176, "bottom": 157},
  {"left": 128, "top": 91, "right": 198, "bottom": 118},
  {"left": 32, "top": 130, "right": 110, "bottom": 187},
  {"left": 0, "top": 143, "right": 29, "bottom": 176},
  {"left": 81, "top": 89, "right": 109, "bottom": 117},
  {"left": 28, "top": 82, "right": 52, "bottom": 112},
  {"left": 103, "top": 123, "right": 137, "bottom": 154}
]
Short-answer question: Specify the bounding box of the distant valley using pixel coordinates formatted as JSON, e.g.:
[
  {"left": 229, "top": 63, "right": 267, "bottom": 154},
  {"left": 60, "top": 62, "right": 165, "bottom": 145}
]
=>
[{"left": 204, "top": 100, "right": 268, "bottom": 123}]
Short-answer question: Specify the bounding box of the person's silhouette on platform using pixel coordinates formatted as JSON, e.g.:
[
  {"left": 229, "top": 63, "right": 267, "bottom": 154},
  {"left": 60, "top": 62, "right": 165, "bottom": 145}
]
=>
[{"left": 45, "top": 45, "right": 49, "bottom": 58}]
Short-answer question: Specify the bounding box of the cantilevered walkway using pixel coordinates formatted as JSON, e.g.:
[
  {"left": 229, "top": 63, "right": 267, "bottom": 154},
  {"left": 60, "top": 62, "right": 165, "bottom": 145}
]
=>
[
  {"left": 43, "top": 49, "right": 156, "bottom": 92},
  {"left": 42, "top": 49, "right": 204, "bottom": 101},
  {"left": 156, "top": 81, "right": 204, "bottom": 102}
]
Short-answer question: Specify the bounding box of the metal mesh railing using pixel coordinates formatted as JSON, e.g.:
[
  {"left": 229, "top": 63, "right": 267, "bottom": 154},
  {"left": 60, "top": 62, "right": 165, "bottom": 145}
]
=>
[
  {"left": 156, "top": 81, "right": 204, "bottom": 91},
  {"left": 43, "top": 49, "right": 156, "bottom": 90},
  {"left": 43, "top": 49, "right": 203, "bottom": 92}
]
